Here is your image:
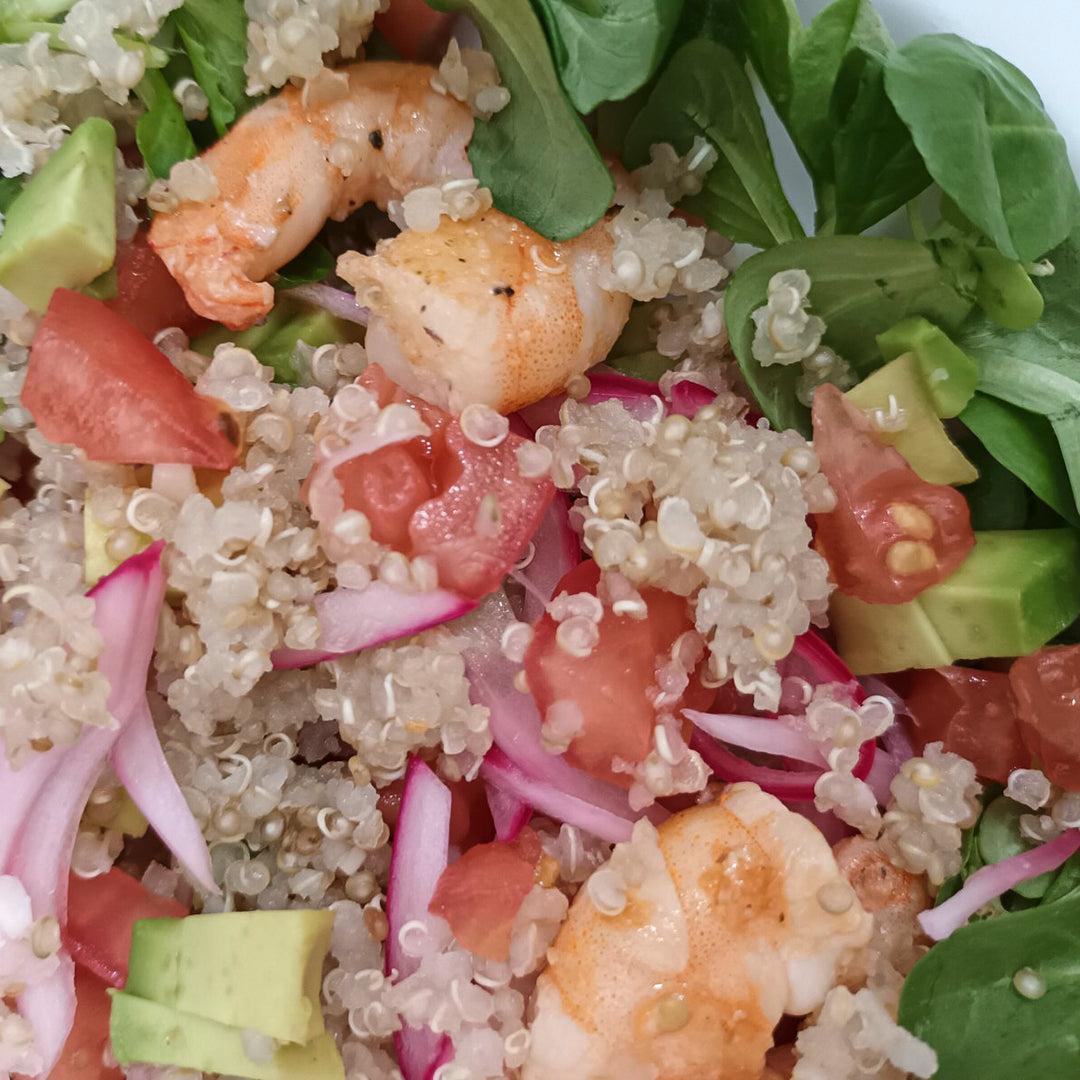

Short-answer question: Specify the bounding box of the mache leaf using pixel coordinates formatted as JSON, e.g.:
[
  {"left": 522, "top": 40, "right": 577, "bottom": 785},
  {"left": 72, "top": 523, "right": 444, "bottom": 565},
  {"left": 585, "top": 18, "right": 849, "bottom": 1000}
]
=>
[
  {"left": 426, "top": 0, "right": 613, "bottom": 241},
  {"left": 272, "top": 241, "right": 335, "bottom": 290},
  {"left": 884, "top": 34, "right": 1080, "bottom": 262},
  {"left": 166, "top": 0, "right": 250, "bottom": 138},
  {"left": 530, "top": 0, "right": 683, "bottom": 114},
  {"left": 712, "top": 0, "right": 803, "bottom": 117},
  {"left": 898, "top": 893, "right": 1080, "bottom": 1080},
  {"left": 723, "top": 235, "right": 976, "bottom": 435},
  {"left": 623, "top": 38, "right": 804, "bottom": 249},
  {"left": 959, "top": 228, "right": 1080, "bottom": 520},
  {"left": 134, "top": 68, "right": 197, "bottom": 181}
]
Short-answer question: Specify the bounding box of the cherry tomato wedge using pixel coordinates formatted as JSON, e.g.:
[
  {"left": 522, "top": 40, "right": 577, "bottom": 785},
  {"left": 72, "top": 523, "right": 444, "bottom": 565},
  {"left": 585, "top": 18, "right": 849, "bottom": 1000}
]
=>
[
  {"left": 811, "top": 383, "right": 974, "bottom": 604},
  {"left": 64, "top": 868, "right": 187, "bottom": 988},
  {"left": 23, "top": 289, "right": 237, "bottom": 470},
  {"left": 51, "top": 967, "right": 123, "bottom": 1080},
  {"left": 1010, "top": 644, "right": 1080, "bottom": 790},
  {"left": 374, "top": 0, "right": 456, "bottom": 61}
]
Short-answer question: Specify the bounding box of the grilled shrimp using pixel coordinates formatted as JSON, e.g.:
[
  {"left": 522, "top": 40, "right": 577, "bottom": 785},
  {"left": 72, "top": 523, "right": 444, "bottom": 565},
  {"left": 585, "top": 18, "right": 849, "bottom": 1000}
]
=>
[
  {"left": 524, "top": 785, "right": 873, "bottom": 1080},
  {"left": 338, "top": 208, "right": 632, "bottom": 414},
  {"left": 148, "top": 62, "right": 473, "bottom": 329}
]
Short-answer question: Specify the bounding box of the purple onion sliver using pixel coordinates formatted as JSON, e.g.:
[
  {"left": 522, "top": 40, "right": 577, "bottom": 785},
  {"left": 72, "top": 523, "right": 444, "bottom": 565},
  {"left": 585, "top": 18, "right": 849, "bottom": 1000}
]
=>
[
  {"left": 864, "top": 744, "right": 899, "bottom": 807},
  {"left": 18, "top": 954, "right": 76, "bottom": 1080},
  {"left": 286, "top": 283, "right": 370, "bottom": 325},
  {"left": 111, "top": 699, "right": 217, "bottom": 895},
  {"left": 386, "top": 758, "right": 452, "bottom": 1080},
  {"left": 683, "top": 709, "right": 824, "bottom": 765},
  {"left": 272, "top": 585, "right": 477, "bottom": 669},
  {"left": 666, "top": 379, "right": 717, "bottom": 418},
  {"left": 485, "top": 782, "right": 532, "bottom": 843},
  {"left": 690, "top": 730, "right": 820, "bottom": 801},
  {"left": 0, "top": 748, "right": 57, "bottom": 874},
  {"left": 919, "top": 828, "right": 1080, "bottom": 941},
  {"left": 518, "top": 491, "right": 581, "bottom": 625}
]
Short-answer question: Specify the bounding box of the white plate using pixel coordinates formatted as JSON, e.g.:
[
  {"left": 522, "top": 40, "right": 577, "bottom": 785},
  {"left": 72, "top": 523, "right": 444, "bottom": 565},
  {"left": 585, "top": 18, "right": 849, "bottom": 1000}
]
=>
[{"left": 772, "top": 0, "right": 1080, "bottom": 232}]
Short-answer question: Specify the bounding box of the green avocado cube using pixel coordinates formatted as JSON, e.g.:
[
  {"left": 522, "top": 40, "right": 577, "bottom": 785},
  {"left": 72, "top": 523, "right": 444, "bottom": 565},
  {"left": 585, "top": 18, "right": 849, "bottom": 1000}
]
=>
[
  {"left": 876, "top": 316, "right": 980, "bottom": 418},
  {"left": 109, "top": 992, "right": 344, "bottom": 1080},
  {"left": 829, "top": 530, "right": 1080, "bottom": 674},
  {"left": 973, "top": 246, "right": 1045, "bottom": 331},
  {"left": 0, "top": 117, "right": 116, "bottom": 312},
  {"left": 125, "top": 910, "right": 333, "bottom": 1046}
]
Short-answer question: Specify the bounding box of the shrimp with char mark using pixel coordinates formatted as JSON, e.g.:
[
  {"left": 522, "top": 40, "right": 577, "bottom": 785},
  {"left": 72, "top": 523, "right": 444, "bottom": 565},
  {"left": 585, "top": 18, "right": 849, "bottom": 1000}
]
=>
[
  {"left": 148, "top": 63, "right": 473, "bottom": 330},
  {"left": 338, "top": 209, "right": 632, "bottom": 415},
  {"left": 524, "top": 785, "right": 873, "bottom": 1080}
]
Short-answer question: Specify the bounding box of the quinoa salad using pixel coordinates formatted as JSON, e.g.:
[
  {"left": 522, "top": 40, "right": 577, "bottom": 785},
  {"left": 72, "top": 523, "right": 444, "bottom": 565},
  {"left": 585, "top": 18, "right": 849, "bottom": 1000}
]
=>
[{"left": 1, "top": 1, "right": 1080, "bottom": 1079}]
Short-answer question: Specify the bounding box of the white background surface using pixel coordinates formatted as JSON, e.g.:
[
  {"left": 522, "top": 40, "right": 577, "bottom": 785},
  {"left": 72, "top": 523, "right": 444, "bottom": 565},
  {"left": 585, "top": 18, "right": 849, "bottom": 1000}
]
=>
[{"left": 772, "top": 0, "right": 1080, "bottom": 232}]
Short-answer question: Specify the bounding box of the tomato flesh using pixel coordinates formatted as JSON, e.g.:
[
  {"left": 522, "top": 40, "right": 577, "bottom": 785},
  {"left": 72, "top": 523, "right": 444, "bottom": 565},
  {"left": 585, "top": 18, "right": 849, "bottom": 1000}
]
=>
[
  {"left": 106, "top": 231, "right": 209, "bottom": 339},
  {"left": 51, "top": 967, "right": 122, "bottom": 1080},
  {"left": 524, "top": 560, "right": 705, "bottom": 787},
  {"left": 428, "top": 827, "right": 541, "bottom": 962},
  {"left": 892, "top": 666, "right": 1028, "bottom": 784},
  {"left": 327, "top": 365, "right": 554, "bottom": 600},
  {"left": 1010, "top": 644, "right": 1080, "bottom": 789},
  {"left": 373, "top": 0, "right": 455, "bottom": 61},
  {"left": 811, "top": 383, "right": 974, "bottom": 603},
  {"left": 23, "top": 290, "right": 237, "bottom": 470},
  {"left": 64, "top": 868, "right": 187, "bottom": 988}
]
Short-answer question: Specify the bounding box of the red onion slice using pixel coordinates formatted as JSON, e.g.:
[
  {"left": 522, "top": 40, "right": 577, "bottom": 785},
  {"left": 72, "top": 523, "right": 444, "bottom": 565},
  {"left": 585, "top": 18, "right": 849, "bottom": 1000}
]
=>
[
  {"left": 684, "top": 710, "right": 824, "bottom": 765},
  {"left": 110, "top": 699, "right": 216, "bottom": 894},
  {"left": 17, "top": 955, "right": 75, "bottom": 1080},
  {"left": 484, "top": 783, "right": 532, "bottom": 843},
  {"left": 285, "top": 283, "right": 369, "bottom": 325},
  {"left": 919, "top": 828, "right": 1080, "bottom": 941},
  {"left": 0, "top": 749, "right": 58, "bottom": 873},
  {"left": 272, "top": 584, "right": 477, "bottom": 668},
  {"left": 665, "top": 378, "right": 717, "bottom": 418},
  {"left": 386, "top": 757, "right": 452, "bottom": 1080},
  {"left": 779, "top": 630, "right": 865, "bottom": 704},
  {"left": 516, "top": 370, "right": 665, "bottom": 432},
  {"left": 517, "top": 492, "right": 581, "bottom": 625},
  {"left": 481, "top": 749, "right": 636, "bottom": 843}
]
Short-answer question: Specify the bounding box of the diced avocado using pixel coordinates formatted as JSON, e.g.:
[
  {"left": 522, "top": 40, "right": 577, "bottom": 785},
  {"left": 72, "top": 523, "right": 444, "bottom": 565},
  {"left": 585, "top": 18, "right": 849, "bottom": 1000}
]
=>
[
  {"left": 80, "top": 264, "right": 118, "bottom": 301},
  {"left": 973, "top": 246, "right": 1045, "bottom": 331},
  {"left": 0, "top": 117, "right": 116, "bottom": 312},
  {"left": 84, "top": 506, "right": 151, "bottom": 586},
  {"left": 81, "top": 785, "right": 149, "bottom": 837},
  {"left": 829, "top": 530, "right": 1080, "bottom": 674},
  {"left": 605, "top": 301, "right": 671, "bottom": 381},
  {"left": 109, "top": 991, "right": 344, "bottom": 1080},
  {"left": 875, "top": 316, "right": 979, "bottom": 418},
  {"left": 846, "top": 353, "right": 978, "bottom": 486},
  {"left": 191, "top": 298, "right": 359, "bottom": 385},
  {"left": 125, "top": 910, "right": 333, "bottom": 1045}
]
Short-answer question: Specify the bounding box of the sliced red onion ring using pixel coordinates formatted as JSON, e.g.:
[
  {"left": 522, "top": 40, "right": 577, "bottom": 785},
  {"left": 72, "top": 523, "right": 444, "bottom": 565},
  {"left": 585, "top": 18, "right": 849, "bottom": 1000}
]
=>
[
  {"left": 386, "top": 757, "right": 452, "bottom": 1080},
  {"left": 516, "top": 371, "right": 665, "bottom": 432},
  {"left": 484, "top": 783, "right": 532, "bottom": 843},
  {"left": 7, "top": 543, "right": 166, "bottom": 1077},
  {"left": 481, "top": 749, "right": 636, "bottom": 843},
  {"left": 778, "top": 630, "right": 865, "bottom": 704},
  {"left": 666, "top": 379, "right": 718, "bottom": 418},
  {"left": 517, "top": 492, "right": 580, "bottom": 625},
  {"left": 684, "top": 710, "right": 824, "bottom": 765},
  {"left": 285, "top": 283, "right": 369, "bottom": 325},
  {"left": 110, "top": 699, "right": 216, "bottom": 894},
  {"left": 0, "top": 749, "right": 58, "bottom": 873},
  {"left": 272, "top": 584, "right": 477, "bottom": 668},
  {"left": 919, "top": 829, "right": 1080, "bottom": 941}
]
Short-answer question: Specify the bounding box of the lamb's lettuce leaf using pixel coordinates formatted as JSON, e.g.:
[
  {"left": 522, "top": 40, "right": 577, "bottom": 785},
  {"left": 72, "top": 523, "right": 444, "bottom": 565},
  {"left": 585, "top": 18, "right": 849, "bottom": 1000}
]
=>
[{"left": 134, "top": 68, "right": 197, "bottom": 181}]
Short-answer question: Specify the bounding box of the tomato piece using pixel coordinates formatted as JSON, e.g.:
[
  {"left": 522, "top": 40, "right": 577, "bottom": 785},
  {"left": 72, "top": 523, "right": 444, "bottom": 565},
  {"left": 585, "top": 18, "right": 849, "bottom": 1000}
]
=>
[
  {"left": 23, "top": 289, "right": 237, "bottom": 470},
  {"left": 428, "top": 827, "right": 541, "bottom": 962},
  {"left": 327, "top": 365, "right": 554, "bottom": 599},
  {"left": 64, "top": 868, "right": 187, "bottom": 988},
  {"left": 380, "top": 775, "right": 495, "bottom": 849},
  {"left": 811, "top": 383, "right": 974, "bottom": 603},
  {"left": 892, "top": 666, "right": 1028, "bottom": 784},
  {"left": 1010, "top": 644, "right": 1080, "bottom": 789},
  {"left": 105, "top": 231, "right": 209, "bottom": 339},
  {"left": 52, "top": 967, "right": 122, "bottom": 1080},
  {"left": 524, "top": 560, "right": 703, "bottom": 787},
  {"left": 374, "top": 0, "right": 455, "bottom": 61}
]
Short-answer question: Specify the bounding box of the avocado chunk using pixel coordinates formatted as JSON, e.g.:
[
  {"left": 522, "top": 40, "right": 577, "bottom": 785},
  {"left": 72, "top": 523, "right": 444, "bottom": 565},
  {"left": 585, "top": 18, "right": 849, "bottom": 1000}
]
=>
[
  {"left": 125, "top": 910, "right": 333, "bottom": 1045},
  {"left": 973, "top": 246, "right": 1045, "bottom": 331},
  {"left": 846, "top": 353, "right": 978, "bottom": 486},
  {"left": 875, "top": 316, "right": 979, "bottom": 418},
  {"left": 191, "top": 297, "right": 360, "bottom": 385},
  {"left": 0, "top": 117, "right": 116, "bottom": 312},
  {"left": 84, "top": 506, "right": 151, "bottom": 586},
  {"left": 829, "top": 530, "right": 1080, "bottom": 674},
  {"left": 109, "top": 991, "right": 345, "bottom": 1080}
]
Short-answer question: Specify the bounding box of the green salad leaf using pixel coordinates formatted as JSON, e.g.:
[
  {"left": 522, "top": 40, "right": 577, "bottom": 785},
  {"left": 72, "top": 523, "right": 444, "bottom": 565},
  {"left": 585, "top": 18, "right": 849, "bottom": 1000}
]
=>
[
  {"left": 134, "top": 68, "right": 197, "bottom": 181},
  {"left": 0, "top": 176, "right": 24, "bottom": 215},
  {"left": 425, "top": 0, "right": 613, "bottom": 241},
  {"left": 166, "top": 0, "right": 250, "bottom": 138},
  {"left": 960, "top": 395, "right": 1079, "bottom": 527},
  {"left": 723, "top": 236, "right": 976, "bottom": 435},
  {"left": 531, "top": 0, "right": 683, "bottom": 114},
  {"left": 272, "top": 241, "right": 335, "bottom": 290},
  {"left": 898, "top": 892, "right": 1080, "bottom": 1080},
  {"left": 960, "top": 228, "right": 1080, "bottom": 520},
  {"left": 884, "top": 35, "right": 1080, "bottom": 262},
  {"left": 623, "top": 38, "right": 804, "bottom": 248},
  {"left": 712, "top": 0, "right": 803, "bottom": 117}
]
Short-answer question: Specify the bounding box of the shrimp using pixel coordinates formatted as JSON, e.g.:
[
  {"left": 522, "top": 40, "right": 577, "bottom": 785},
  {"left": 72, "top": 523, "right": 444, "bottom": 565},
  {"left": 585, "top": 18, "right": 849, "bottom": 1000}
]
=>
[
  {"left": 338, "top": 208, "right": 633, "bottom": 414},
  {"left": 148, "top": 63, "right": 473, "bottom": 329},
  {"left": 524, "top": 785, "right": 873, "bottom": 1080}
]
